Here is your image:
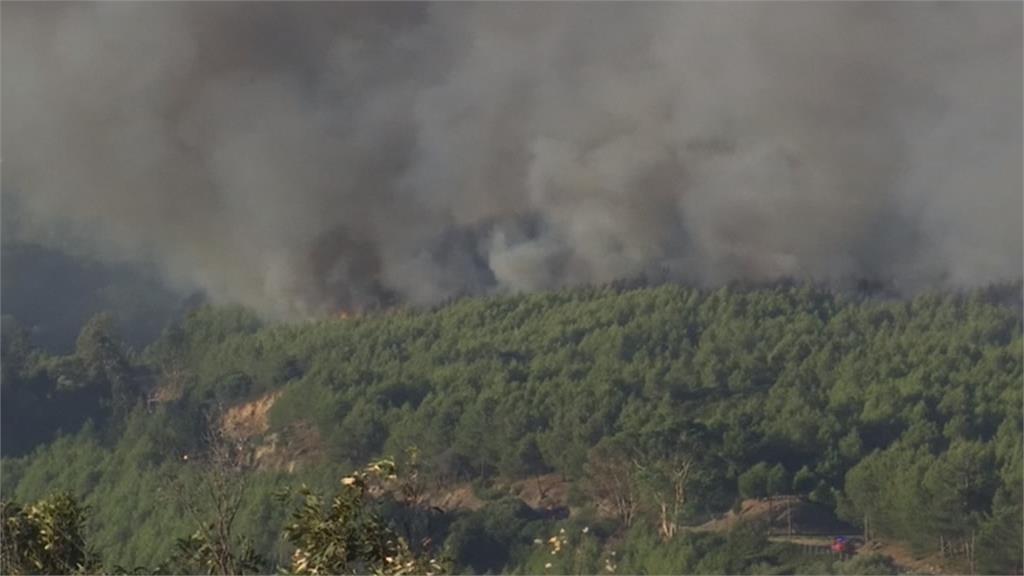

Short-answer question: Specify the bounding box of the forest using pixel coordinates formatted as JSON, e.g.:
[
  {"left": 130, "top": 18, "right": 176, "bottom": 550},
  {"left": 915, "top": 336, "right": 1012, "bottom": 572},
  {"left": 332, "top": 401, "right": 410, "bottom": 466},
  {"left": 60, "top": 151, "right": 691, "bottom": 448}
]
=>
[{"left": 1, "top": 282, "right": 1022, "bottom": 574}]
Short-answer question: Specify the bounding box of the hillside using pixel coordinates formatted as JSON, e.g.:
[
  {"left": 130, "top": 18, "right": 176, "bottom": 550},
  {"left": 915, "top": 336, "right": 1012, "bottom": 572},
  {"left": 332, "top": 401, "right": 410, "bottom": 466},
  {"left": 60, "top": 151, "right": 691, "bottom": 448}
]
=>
[{"left": 2, "top": 283, "right": 1022, "bottom": 573}]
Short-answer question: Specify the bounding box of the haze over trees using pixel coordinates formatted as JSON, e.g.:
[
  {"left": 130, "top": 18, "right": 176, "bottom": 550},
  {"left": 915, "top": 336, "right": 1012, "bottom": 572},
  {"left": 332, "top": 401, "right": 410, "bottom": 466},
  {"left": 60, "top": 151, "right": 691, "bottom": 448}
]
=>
[
  {"left": 2, "top": 282, "right": 1021, "bottom": 574},
  {"left": 2, "top": 2, "right": 1021, "bottom": 574},
  {"left": 4, "top": 3, "right": 1021, "bottom": 316}
]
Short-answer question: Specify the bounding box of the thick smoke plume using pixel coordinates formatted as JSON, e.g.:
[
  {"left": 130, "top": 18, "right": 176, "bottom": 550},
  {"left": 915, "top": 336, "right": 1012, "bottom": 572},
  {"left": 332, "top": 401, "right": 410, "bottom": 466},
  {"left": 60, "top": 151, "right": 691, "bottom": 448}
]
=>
[{"left": 3, "top": 2, "right": 1021, "bottom": 317}]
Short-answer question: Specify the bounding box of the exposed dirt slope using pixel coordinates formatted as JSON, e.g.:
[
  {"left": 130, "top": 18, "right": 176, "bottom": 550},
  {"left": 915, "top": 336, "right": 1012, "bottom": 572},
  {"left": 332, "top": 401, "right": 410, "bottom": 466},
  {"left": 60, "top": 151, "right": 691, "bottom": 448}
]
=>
[
  {"left": 423, "top": 473, "right": 571, "bottom": 515},
  {"left": 695, "top": 496, "right": 856, "bottom": 535},
  {"left": 695, "top": 497, "right": 951, "bottom": 575},
  {"left": 221, "top": 391, "right": 282, "bottom": 440},
  {"left": 425, "top": 485, "right": 485, "bottom": 512},
  {"left": 217, "top": 391, "right": 323, "bottom": 471},
  {"left": 508, "top": 473, "right": 570, "bottom": 511}
]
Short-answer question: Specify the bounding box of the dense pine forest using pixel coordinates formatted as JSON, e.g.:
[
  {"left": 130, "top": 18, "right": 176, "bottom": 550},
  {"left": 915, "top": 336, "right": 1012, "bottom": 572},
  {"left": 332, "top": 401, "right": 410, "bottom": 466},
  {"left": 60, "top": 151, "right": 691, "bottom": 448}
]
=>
[{"left": 2, "top": 283, "right": 1022, "bottom": 574}]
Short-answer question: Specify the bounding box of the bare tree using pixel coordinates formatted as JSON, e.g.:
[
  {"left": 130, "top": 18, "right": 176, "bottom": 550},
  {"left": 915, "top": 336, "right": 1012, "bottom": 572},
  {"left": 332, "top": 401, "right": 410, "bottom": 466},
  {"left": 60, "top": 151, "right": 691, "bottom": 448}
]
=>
[
  {"left": 634, "top": 453, "right": 695, "bottom": 541},
  {"left": 164, "top": 408, "right": 261, "bottom": 574},
  {"left": 584, "top": 440, "right": 640, "bottom": 527}
]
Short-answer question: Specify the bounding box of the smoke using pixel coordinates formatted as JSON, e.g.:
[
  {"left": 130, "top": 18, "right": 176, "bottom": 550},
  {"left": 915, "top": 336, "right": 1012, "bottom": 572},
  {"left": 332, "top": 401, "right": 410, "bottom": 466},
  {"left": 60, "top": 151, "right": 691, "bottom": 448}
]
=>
[{"left": 3, "top": 2, "right": 1021, "bottom": 317}]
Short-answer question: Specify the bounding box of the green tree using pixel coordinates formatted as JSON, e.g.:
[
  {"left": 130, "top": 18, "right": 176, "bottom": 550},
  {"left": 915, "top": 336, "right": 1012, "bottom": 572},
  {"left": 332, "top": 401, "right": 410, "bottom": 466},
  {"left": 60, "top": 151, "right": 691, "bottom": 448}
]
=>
[
  {"left": 279, "top": 460, "right": 448, "bottom": 575},
  {"left": 792, "top": 465, "right": 816, "bottom": 494},
  {"left": 1, "top": 492, "right": 100, "bottom": 575},
  {"left": 766, "top": 463, "right": 790, "bottom": 497},
  {"left": 738, "top": 463, "right": 770, "bottom": 500},
  {"left": 75, "top": 313, "right": 140, "bottom": 430}
]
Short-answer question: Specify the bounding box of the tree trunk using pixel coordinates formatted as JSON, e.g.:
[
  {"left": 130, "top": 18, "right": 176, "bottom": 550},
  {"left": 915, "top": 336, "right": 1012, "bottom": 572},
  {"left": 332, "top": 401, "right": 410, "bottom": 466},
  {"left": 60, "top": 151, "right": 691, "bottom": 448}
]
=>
[
  {"left": 659, "top": 501, "right": 671, "bottom": 541},
  {"left": 969, "top": 531, "right": 976, "bottom": 575},
  {"left": 787, "top": 500, "right": 793, "bottom": 536}
]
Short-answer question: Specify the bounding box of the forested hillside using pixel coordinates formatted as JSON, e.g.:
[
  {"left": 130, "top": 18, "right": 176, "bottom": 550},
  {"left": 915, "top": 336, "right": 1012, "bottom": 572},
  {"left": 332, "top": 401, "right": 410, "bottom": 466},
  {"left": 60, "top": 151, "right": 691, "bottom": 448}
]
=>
[{"left": 2, "top": 283, "right": 1021, "bottom": 574}]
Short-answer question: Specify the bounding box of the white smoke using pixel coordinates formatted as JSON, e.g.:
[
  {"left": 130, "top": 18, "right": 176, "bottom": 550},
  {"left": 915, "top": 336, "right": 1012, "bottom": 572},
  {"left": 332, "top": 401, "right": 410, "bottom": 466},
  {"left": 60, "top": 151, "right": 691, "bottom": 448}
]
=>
[{"left": 3, "top": 2, "right": 1021, "bottom": 317}]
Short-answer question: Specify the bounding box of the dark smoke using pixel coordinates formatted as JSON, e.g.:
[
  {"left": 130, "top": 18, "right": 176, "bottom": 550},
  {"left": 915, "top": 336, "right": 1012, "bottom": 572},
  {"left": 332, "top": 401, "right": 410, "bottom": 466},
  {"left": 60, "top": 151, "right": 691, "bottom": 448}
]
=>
[{"left": 3, "top": 2, "right": 1021, "bottom": 318}]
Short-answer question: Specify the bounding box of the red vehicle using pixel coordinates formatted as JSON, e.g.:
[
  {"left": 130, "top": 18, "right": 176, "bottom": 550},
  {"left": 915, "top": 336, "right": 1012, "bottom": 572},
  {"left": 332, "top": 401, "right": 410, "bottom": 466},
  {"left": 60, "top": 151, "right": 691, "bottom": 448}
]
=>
[{"left": 831, "top": 536, "right": 853, "bottom": 555}]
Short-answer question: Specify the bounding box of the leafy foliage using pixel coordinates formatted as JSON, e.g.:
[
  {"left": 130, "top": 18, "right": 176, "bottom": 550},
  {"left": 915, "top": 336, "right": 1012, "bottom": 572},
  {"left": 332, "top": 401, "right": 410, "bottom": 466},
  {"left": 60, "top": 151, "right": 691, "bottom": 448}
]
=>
[
  {"left": 278, "top": 459, "right": 448, "bottom": 575},
  {"left": 1, "top": 492, "right": 100, "bottom": 575},
  {"left": 2, "top": 282, "right": 1021, "bottom": 573}
]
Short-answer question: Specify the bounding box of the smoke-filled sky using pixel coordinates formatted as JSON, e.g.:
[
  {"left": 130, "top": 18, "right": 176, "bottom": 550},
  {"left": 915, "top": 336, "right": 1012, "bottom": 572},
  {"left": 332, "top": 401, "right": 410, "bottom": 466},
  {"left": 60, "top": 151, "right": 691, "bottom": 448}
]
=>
[{"left": 3, "top": 2, "right": 1021, "bottom": 318}]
